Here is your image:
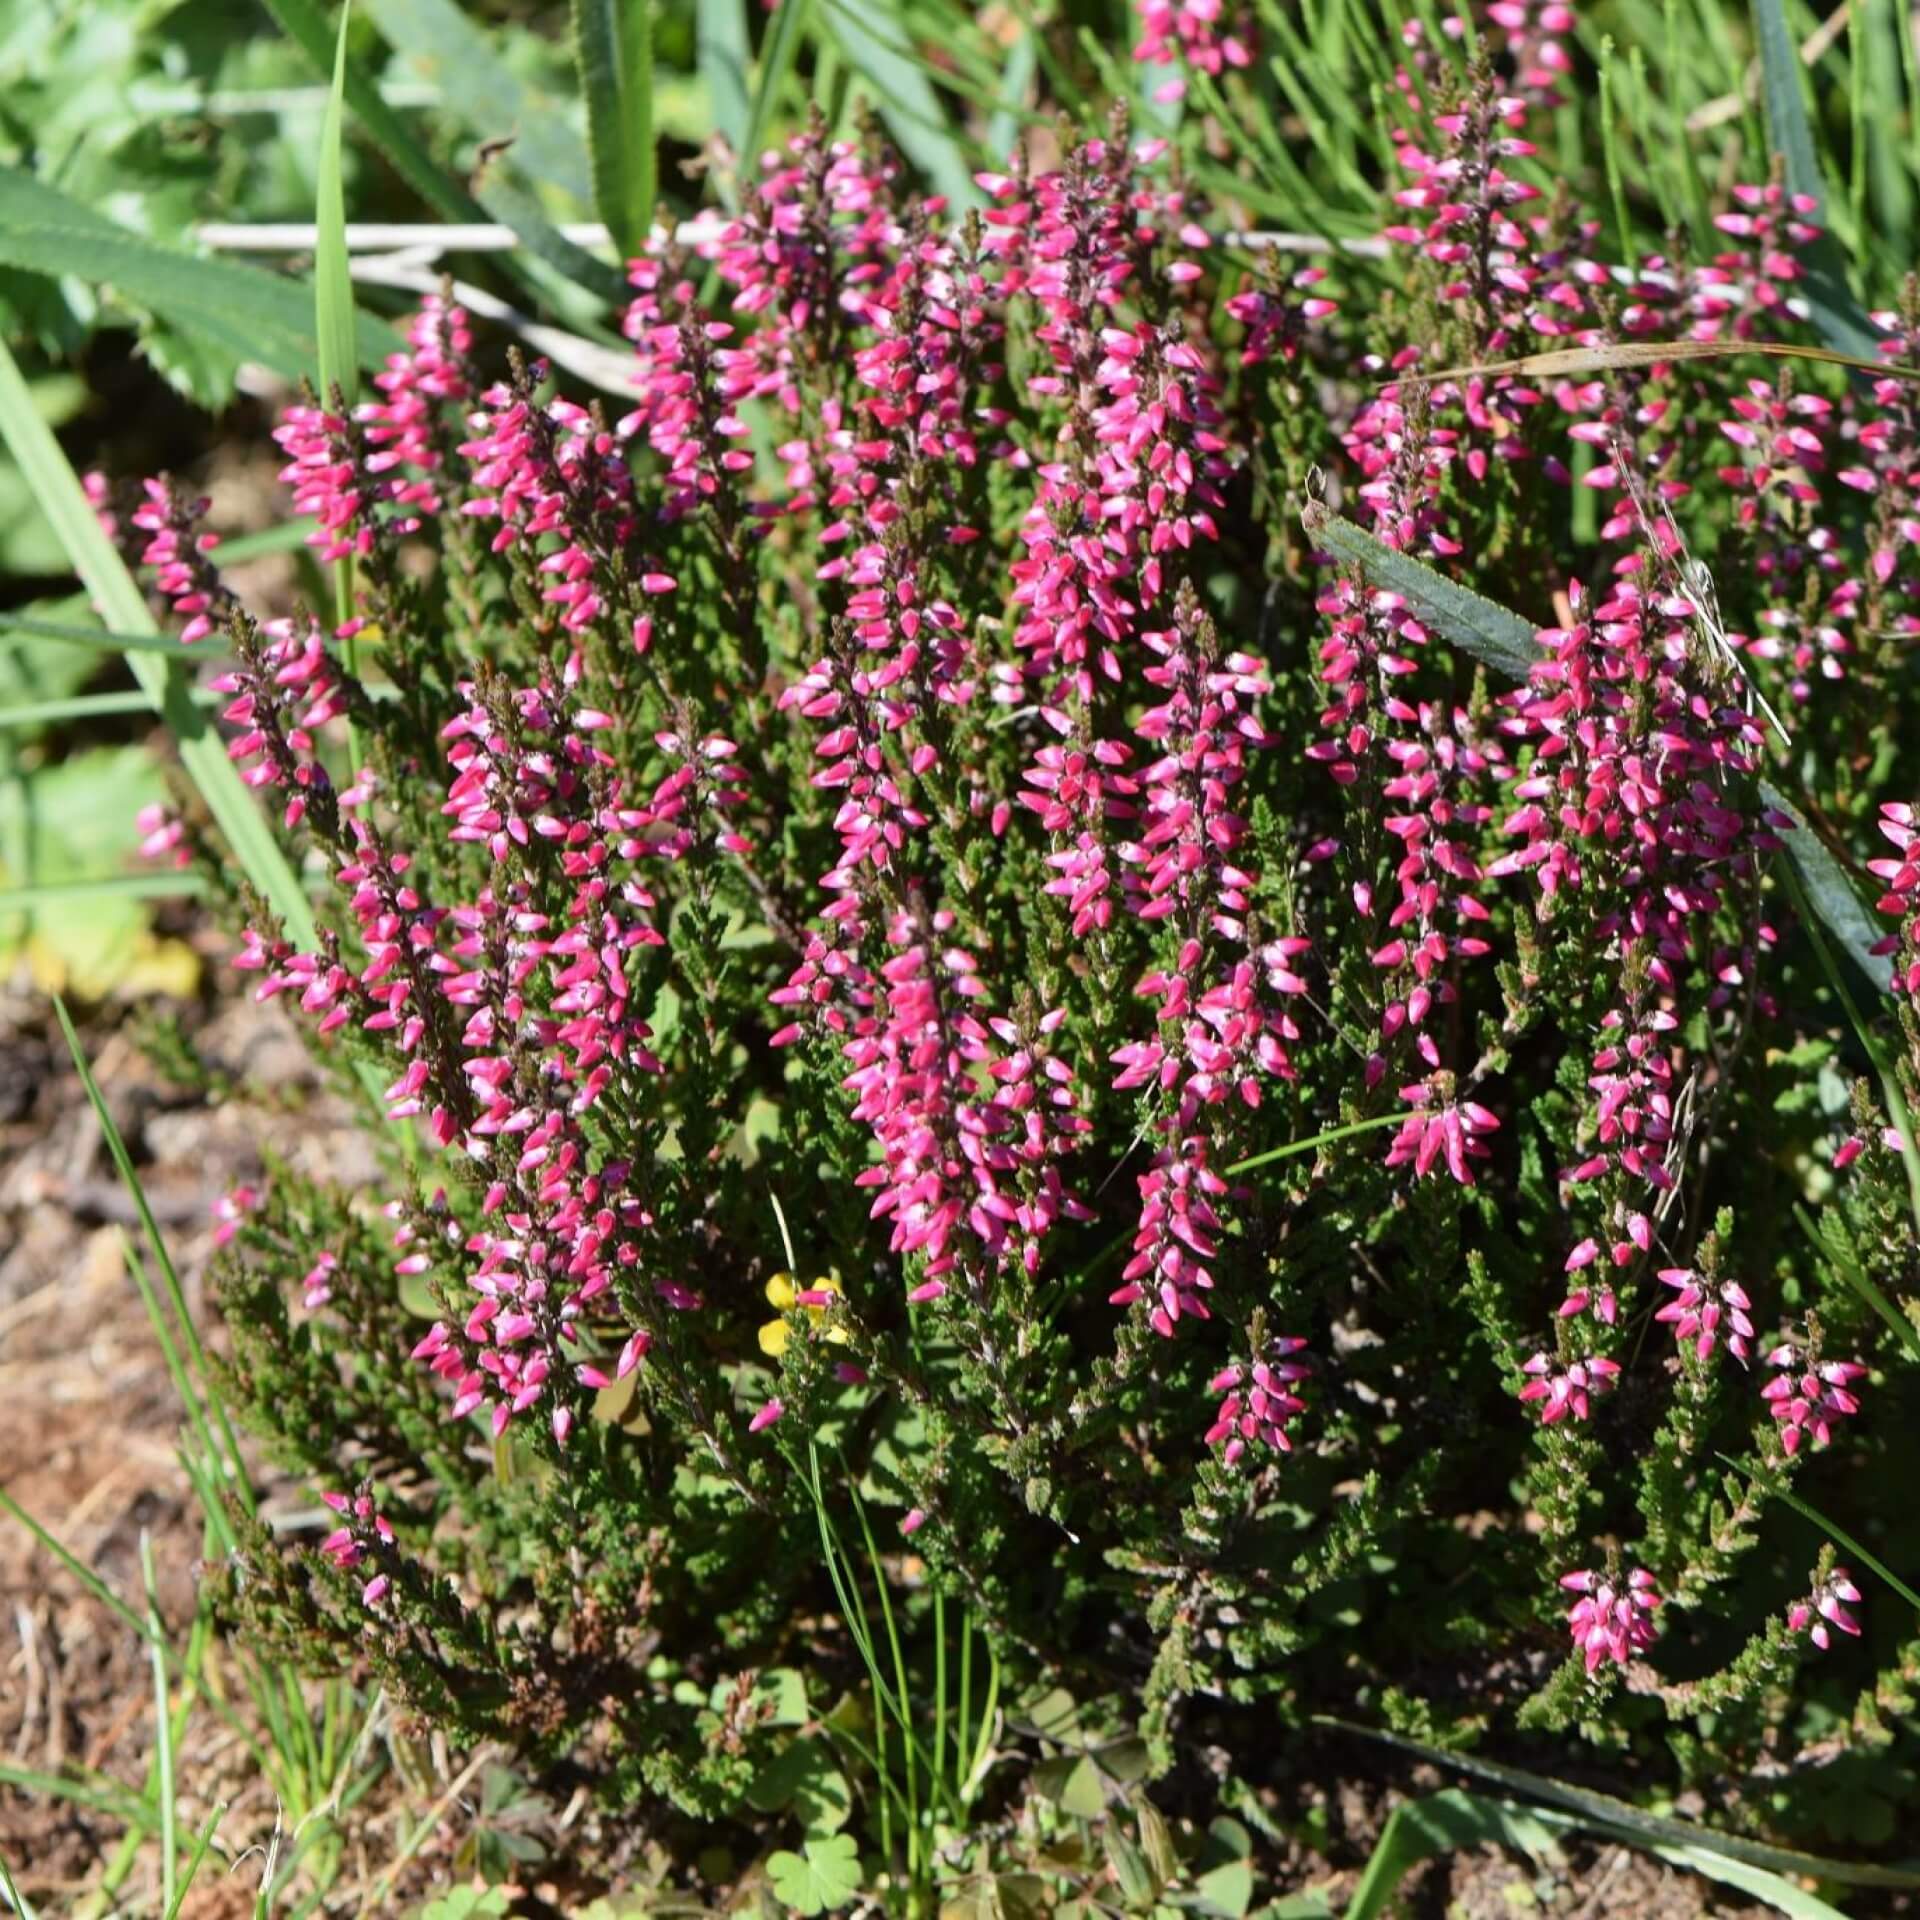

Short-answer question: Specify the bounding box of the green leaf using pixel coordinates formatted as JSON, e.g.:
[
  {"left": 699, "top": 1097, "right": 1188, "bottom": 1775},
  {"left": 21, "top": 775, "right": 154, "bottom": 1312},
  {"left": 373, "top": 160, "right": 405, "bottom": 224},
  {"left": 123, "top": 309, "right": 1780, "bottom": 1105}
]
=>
[
  {"left": 740, "top": 0, "right": 812, "bottom": 180},
  {"left": 1343, "top": 1791, "right": 1564, "bottom": 1920},
  {"left": 362, "top": 0, "right": 594, "bottom": 206},
  {"left": 1764, "top": 783, "right": 1893, "bottom": 993},
  {"left": 1751, "top": 0, "right": 1882, "bottom": 358},
  {"left": 698, "top": 0, "right": 753, "bottom": 184},
  {"left": 766, "top": 1833, "right": 863, "bottom": 1916},
  {"left": 746, "top": 1738, "right": 852, "bottom": 1837},
  {"left": 1649, "top": 1842, "right": 1851, "bottom": 1920},
  {"left": 315, "top": 2, "right": 359, "bottom": 419},
  {"left": 316, "top": 0, "right": 358, "bottom": 638},
  {"left": 1718, "top": 1454, "right": 1920, "bottom": 1612},
  {"left": 0, "top": 166, "right": 398, "bottom": 381},
  {"left": 819, "top": 0, "right": 980, "bottom": 210},
  {"left": 573, "top": 0, "right": 657, "bottom": 261},
  {"left": 0, "top": 611, "right": 180, "bottom": 654},
  {"left": 1300, "top": 504, "right": 1541, "bottom": 681},
  {"left": 1316, "top": 1719, "right": 1920, "bottom": 1888},
  {"left": 0, "top": 333, "right": 317, "bottom": 950}
]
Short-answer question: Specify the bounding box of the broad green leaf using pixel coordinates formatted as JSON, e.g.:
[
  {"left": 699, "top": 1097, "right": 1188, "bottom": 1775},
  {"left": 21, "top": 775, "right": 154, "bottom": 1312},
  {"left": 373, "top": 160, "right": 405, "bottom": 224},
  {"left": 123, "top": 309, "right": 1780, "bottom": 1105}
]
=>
[
  {"left": 745, "top": 1737, "right": 852, "bottom": 1836},
  {"left": 573, "top": 0, "right": 657, "bottom": 261},
  {"left": 1301, "top": 504, "right": 1542, "bottom": 681},
  {"left": 1751, "top": 0, "right": 1882, "bottom": 358},
  {"left": 362, "top": 0, "right": 594, "bottom": 206},
  {"left": 0, "top": 167, "right": 399, "bottom": 380},
  {"left": 0, "top": 333, "right": 317, "bottom": 949},
  {"left": 472, "top": 172, "right": 630, "bottom": 307},
  {"left": 766, "top": 1833, "right": 862, "bottom": 1916}
]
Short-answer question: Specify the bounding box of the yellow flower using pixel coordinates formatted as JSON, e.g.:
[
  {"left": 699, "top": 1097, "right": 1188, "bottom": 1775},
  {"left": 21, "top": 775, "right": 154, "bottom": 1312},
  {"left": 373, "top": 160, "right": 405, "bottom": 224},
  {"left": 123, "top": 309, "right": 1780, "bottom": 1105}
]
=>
[{"left": 758, "top": 1273, "right": 849, "bottom": 1357}]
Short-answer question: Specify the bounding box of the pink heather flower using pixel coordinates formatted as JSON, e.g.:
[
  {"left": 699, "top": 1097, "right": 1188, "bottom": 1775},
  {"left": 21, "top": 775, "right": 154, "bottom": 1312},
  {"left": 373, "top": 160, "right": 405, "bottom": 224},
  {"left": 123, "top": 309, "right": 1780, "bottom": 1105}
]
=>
[
  {"left": 301, "top": 1252, "right": 339, "bottom": 1311},
  {"left": 134, "top": 803, "right": 191, "bottom": 870},
  {"left": 211, "top": 1184, "right": 259, "bottom": 1248},
  {"left": 130, "top": 476, "right": 233, "bottom": 643},
  {"left": 1654, "top": 1267, "right": 1755, "bottom": 1364},
  {"left": 1518, "top": 1351, "right": 1619, "bottom": 1424},
  {"left": 1205, "top": 1339, "right": 1311, "bottom": 1465},
  {"left": 1383, "top": 1084, "right": 1500, "bottom": 1185},
  {"left": 1788, "top": 1567, "right": 1865, "bottom": 1650},
  {"left": 1560, "top": 1566, "right": 1661, "bottom": 1672},
  {"left": 319, "top": 1486, "right": 397, "bottom": 1608},
  {"left": 900, "top": 1507, "right": 927, "bottom": 1536},
  {"left": 749, "top": 1398, "right": 785, "bottom": 1434},
  {"left": 1132, "top": 0, "right": 1254, "bottom": 103},
  {"left": 1761, "top": 1341, "right": 1868, "bottom": 1455}
]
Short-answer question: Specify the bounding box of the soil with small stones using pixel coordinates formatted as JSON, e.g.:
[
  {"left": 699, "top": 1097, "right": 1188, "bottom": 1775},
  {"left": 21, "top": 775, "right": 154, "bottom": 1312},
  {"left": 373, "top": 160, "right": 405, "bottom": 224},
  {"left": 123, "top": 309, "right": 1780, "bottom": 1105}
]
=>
[{"left": 0, "top": 978, "right": 1830, "bottom": 1916}]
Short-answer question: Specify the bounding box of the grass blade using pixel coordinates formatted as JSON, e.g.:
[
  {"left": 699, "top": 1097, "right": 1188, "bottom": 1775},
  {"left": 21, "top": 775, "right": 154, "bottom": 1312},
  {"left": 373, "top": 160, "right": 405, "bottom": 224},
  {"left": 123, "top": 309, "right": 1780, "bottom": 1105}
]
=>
[
  {"left": 0, "top": 612, "right": 182, "bottom": 654},
  {"left": 0, "top": 1848, "right": 37, "bottom": 1920},
  {"left": 0, "top": 690, "right": 163, "bottom": 729},
  {"left": 142, "top": 1533, "right": 178, "bottom": 1911},
  {"left": 1317, "top": 1717, "right": 1920, "bottom": 1886},
  {"left": 316, "top": 1, "right": 360, "bottom": 431},
  {"left": 1762, "top": 782, "right": 1894, "bottom": 993},
  {"left": 1794, "top": 1202, "right": 1920, "bottom": 1364},
  {"left": 1345, "top": 1791, "right": 1565, "bottom": 1920},
  {"left": 1719, "top": 1454, "right": 1920, "bottom": 1611},
  {"left": 362, "top": 0, "right": 593, "bottom": 206},
  {"left": 55, "top": 997, "right": 255, "bottom": 1526},
  {"left": 0, "top": 334, "right": 318, "bottom": 949},
  {"left": 1301, "top": 504, "right": 1541, "bottom": 681},
  {"left": 1772, "top": 843, "right": 1920, "bottom": 1229},
  {"left": 1751, "top": 0, "right": 1882, "bottom": 357},
  {"left": 0, "top": 1486, "right": 158, "bottom": 1651},
  {"left": 700, "top": 0, "right": 754, "bottom": 186},
  {"left": 0, "top": 873, "right": 208, "bottom": 908},
  {"left": 574, "top": 0, "right": 657, "bottom": 261},
  {"left": 1650, "top": 1843, "right": 1849, "bottom": 1919},
  {"left": 740, "top": 0, "right": 812, "bottom": 177},
  {"left": 1420, "top": 337, "right": 1908, "bottom": 384},
  {"left": 1225, "top": 1112, "right": 1405, "bottom": 1175},
  {"left": 164, "top": 1804, "right": 226, "bottom": 1920},
  {"left": 820, "top": 0, "right": 979, "bottom": 209}
]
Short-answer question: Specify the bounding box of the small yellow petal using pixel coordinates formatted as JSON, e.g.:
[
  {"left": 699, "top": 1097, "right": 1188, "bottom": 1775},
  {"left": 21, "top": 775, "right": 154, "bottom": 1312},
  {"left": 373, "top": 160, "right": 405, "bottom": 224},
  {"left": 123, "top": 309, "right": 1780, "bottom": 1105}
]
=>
[
  {"left": 766, "top": 1273, "right": 797, "bottom": 1310},
  {"left": 758, "top": 1319, "right": 791, "bottom": 1357}
]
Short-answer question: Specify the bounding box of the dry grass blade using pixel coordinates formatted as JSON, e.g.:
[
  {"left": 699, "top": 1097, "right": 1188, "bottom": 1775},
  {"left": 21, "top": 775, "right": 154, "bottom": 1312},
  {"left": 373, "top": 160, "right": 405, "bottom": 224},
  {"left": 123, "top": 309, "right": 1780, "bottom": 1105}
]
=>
[{"left": 1413, "top": 337, "right": 1906, "bottom": 385}]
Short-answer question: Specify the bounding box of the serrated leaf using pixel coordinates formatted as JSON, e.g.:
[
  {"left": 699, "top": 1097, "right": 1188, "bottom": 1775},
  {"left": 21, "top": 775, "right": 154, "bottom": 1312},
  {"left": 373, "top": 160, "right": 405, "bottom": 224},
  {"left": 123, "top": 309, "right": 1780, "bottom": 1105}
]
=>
[
  {"left": 766, "top": 1833, "right": 862, "bottom": 1916},
  {"left": 573, "top": 0, "right": 656, "bottom": 261},
  {"left": 0, "top": 166, "right": 398, "bottom": 380},
  {"left": 1300, "top": 505, "right": 1541, "bottom": 682}
]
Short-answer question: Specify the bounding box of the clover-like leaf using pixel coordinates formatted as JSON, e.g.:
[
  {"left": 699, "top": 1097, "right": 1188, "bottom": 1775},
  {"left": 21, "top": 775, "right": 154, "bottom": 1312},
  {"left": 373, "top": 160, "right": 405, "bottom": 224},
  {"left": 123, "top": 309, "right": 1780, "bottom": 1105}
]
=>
[{"left": 766, "top": 1833, "right": 863, "bottom": 1916}]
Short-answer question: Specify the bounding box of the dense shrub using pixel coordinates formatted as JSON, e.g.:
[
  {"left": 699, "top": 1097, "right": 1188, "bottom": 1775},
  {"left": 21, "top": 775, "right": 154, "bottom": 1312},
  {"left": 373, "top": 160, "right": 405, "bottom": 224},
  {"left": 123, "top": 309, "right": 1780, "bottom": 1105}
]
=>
[{"left": 100, "top": 15, "right": 1920, "bottom": 1879}]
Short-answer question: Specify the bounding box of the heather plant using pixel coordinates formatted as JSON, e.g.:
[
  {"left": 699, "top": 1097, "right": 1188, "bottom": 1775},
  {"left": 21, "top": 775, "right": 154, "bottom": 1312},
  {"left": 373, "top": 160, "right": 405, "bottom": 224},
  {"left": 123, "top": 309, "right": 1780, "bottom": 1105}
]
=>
[{"left": 34, "top": 0, "right": 1920, "bottom": 1904}]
